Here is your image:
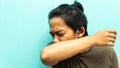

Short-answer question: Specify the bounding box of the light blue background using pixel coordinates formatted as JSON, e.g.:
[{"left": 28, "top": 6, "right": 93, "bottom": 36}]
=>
[{"left": 0, "top": 0, "right": 120, "bottom": 68}]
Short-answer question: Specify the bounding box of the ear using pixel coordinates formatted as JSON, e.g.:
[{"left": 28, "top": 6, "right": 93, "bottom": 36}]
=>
[{"left": 76, "top": 26, "right": 85, "bottom": 38}]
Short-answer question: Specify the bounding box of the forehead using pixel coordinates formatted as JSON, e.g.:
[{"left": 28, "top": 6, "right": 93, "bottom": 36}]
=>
[
  {"left": 49, "top": 17, "right": 72, "bottom": 32},
  {"left": 49, "top": 17, "right": 66, "bottom": 27}
]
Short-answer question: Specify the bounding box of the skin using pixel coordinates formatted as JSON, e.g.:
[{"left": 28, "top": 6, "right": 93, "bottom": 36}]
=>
[
  {"left": 49, "top": 17, "right": 77, "bottom": 42},
  {"left": 41, "top": 17, "right": 117, "bottom": 66}
]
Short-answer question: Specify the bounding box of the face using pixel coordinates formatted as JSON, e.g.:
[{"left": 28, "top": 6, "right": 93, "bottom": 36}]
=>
[{"left": 49, "top": 17, "right": 76, "bottom": 43}]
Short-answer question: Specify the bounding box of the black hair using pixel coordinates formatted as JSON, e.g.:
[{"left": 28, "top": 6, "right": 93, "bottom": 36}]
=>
[{"left": 48, "top": 1, "right": 88, "bottom": 36}]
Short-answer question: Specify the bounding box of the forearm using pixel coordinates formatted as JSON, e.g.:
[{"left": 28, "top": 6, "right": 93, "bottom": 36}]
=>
[{"left": 41, "top": 36, "right": 95, "bottom": 65}]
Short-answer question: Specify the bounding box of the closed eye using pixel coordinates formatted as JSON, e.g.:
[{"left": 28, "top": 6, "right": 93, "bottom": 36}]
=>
[{"left": 57, "top": 33, "right": 65, "bottom": 37}]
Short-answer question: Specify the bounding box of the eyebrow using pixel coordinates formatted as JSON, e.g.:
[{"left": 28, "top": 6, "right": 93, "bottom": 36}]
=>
[{"left": 49, "top": 30, "right": 64, "bottom": 34}]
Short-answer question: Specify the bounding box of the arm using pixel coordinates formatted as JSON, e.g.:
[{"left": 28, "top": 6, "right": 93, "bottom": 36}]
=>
[{"left": 41, "top": 30, "right": 117, "bottom": 66}]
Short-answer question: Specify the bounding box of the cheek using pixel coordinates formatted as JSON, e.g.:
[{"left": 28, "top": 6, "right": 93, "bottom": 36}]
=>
[
  {"left": 67, "top": 33, "right": 76, "bottom": 40},
  {"left": 60, "top": 33, "right": 76, "bottom": 41}
]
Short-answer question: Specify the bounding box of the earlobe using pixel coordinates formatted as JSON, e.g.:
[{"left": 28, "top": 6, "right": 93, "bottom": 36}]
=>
[{"left": 76, "top": 26, "right": 85, "bottom": 38}]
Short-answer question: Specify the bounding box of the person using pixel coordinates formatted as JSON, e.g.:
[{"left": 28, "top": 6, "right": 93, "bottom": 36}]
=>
[{"left": 40, "top": 1, "right": 118, "bottom": 68}]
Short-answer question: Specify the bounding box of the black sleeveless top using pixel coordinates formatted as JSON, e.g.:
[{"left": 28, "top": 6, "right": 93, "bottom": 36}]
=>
[{"left": 52, "top": 46, "right": 118, "bottom": 68}]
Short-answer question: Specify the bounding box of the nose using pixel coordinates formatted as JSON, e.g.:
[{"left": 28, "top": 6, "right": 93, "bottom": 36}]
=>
[{"left": 53, "top": 35, "right": 60, "bottom": 43}]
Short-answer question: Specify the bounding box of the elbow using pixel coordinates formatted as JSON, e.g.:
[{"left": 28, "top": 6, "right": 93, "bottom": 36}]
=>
[
  {"left": 40, "top": 48, "right": 58, "bottom": 66},
  {"left": 41, "top": 49, "right": 50, "bottom": 65}
]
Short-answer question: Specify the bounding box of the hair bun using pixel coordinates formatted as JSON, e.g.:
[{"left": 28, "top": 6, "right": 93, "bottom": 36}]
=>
[{"left": 71, "top": 1, "right": 84, "bottom": 12}]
